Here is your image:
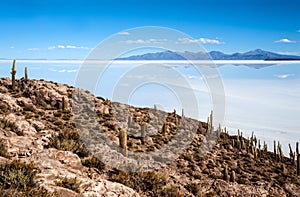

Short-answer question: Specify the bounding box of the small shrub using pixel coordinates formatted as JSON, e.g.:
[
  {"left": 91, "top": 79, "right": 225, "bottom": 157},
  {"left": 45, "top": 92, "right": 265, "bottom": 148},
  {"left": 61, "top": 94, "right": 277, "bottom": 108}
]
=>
[
  {"left": 186, "top": 182, "right": 203, "bottom": 196},
  {"left": 109, "top": 171, "right": 167, "bottom": 192},
  {"left": 45, "top": 129, "right": 90, "bottom": 158},
  {"left": 157, "top": 184, "right": 184, "bottom": 196},
  {"left": 0, "top": 186, "right": 55, "bottom": 197},
  {"left": 82, "top": 156, "right": 105, "bottom": 171},
  {"left": 0, "top": 138, "right": 10, "bottom": 158},
  {"left": 55, "top": 177, "right": 81, "bottom": 193},
  {"left": 0, "top": 160, "right": 37, "bottom": 189}
]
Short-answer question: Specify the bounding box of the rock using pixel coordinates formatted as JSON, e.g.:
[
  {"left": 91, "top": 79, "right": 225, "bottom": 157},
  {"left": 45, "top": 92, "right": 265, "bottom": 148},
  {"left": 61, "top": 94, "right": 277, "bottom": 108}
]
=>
[
  {"left": 31, "top": 120, "right": 45, "bottom": 132},
  {"left": 0, "top": 93, "right": 22, "bottom": 112},
  {"left": 14, "top": 120, "right": 37, "bottom": 136}
]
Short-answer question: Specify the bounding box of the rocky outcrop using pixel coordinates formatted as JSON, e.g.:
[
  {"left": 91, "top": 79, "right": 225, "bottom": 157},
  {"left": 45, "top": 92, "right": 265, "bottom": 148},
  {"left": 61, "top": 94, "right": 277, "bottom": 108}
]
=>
[
  {"left": 0, "top": 78, "right": 139, "bottom": 197},
  {"left": 0, "top": 77, "right": 299, "bottom": 196}
]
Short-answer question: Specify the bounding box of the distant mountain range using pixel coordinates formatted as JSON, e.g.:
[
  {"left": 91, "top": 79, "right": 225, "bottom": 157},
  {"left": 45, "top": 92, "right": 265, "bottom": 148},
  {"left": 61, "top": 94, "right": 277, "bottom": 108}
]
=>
[{"left": 117, "top": 49, "right": 300, "bottom": 60}]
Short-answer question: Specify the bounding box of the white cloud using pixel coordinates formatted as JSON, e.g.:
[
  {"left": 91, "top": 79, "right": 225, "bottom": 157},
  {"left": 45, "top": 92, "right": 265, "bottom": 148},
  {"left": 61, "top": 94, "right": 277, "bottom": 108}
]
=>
[
  {"left": 177, "top": 37, "right": 223, "bottom": 44},
  {"left": 274, "top": 74, "right": 294, "bottom": 79},
  {"left": 118, "top": 31, "right": 130, "bottom": 35},
  {"left": 125, "top": 39, "right": 167, "bottom": 44},
  {"left": 27, "top": 48, "right": 40, "bottom": 51},
  {"left": 57, "top": 69, "right": 78, "bottom": 73},
  {"left": 275, "top": 38, "right": 296, "bottom": 43},
  {"left": 48, "top": 45, "right": 89, "bottom": 50},
  {"left": 298, "top": 30, "right": 300, "bottom": 33},
  {"left": 10, "top": 46, "right": 14, "bottom": 49},
  {"left": 276, "top": 51, "right": 300, "bottom": 56},
  {"left": 67, "top": 69, "right": 78, "bottom": 73}
]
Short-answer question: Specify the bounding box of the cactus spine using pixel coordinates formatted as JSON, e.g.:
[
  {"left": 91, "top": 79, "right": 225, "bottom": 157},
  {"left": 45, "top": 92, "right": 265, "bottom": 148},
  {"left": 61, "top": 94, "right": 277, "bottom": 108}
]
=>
[{"left": 11, "top": 59, "right": 16, "bottom": 90}]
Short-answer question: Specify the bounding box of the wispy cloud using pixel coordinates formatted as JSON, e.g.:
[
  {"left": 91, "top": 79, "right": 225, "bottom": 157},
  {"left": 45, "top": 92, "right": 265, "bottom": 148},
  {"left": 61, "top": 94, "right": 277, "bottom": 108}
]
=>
[
  {"left": 274, "top": 74, "right": 294, "bottom": 79},
  {"left": 58, "top": 69, "right": 78, "bottom": 73},
  {"left": 125, "top": 39, "right": 167, "bottom": 44},
  {"left": 48, "top": 45, "right": 90, "bottom": 50},
  {"left": 10, "top": 46, "right": 14, "bottom": 49},
  {"left": 177, "top": 37, "right": 224, "bottom": 44},
  {"left": 276, "top": 51, "right": 300, "bottom": 56},
  {"left": 275, "top": 38, "right": 296, "bottom": 43},
  {"left": 117, "top": 31, "right": 130, "bottom": 35},
  {"left": 298, "top": 30, "right": 300, "bottom": 33},
  {"left": 27, "top": 48, "right": 40, "bottom": 51}
]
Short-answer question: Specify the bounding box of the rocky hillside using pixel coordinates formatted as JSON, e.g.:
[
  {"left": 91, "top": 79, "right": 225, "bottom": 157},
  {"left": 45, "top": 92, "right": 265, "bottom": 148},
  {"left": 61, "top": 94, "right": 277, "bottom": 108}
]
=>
[{"left": 0, "top": 77, "right": 299, "bottom": 196}]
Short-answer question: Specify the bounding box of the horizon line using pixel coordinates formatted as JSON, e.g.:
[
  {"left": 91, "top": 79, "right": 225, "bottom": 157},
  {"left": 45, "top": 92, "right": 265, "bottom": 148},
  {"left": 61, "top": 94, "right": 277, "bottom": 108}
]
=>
[{"left": 1, "top": 59, "right": 300, "bottom": 65}]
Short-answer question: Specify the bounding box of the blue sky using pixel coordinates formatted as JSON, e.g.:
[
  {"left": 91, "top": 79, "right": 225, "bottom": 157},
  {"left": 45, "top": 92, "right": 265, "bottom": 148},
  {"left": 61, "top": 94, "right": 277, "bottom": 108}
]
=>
[{"left": 0, "top": 0, "right": 299, "bottom": 59}]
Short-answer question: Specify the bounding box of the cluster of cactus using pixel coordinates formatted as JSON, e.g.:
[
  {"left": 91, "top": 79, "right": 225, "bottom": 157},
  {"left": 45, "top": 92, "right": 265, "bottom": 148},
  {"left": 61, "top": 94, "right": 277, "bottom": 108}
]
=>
[
  {"left": 287, "top": 142, "right": 299, "bottom": 175},
  {"left": 223, "top": 165, "right": 235, "bottom": 182},
  {"left": 232, "top": 129, "right": 248, "bottom": 152},
  {"left": 10, "top": 60, "right": 29, "bottom": 90},
  {"left": 273, "top": 141, "right": 284, "bottom": 162}
]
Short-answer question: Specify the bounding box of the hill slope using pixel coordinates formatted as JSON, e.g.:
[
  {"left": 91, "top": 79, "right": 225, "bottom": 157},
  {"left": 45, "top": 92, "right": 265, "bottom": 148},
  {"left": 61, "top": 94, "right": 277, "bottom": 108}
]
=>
[{"left": 0, "top": 77, "right": 299, "bottom": 196}]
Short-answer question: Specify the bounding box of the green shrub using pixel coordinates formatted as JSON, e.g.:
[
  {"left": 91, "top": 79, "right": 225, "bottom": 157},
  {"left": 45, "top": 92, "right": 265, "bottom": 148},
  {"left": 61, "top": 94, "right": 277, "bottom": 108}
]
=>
[
  {"left": 55, "top": 177, "right": 81, "bottom": 193},
  {"left": 0, "top": 160, "right": 37, "bottom": 189}
]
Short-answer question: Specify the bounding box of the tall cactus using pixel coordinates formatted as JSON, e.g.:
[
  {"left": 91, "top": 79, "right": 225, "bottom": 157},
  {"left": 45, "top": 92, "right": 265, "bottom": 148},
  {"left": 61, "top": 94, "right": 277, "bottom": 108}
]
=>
[
  {"left": 162, "top": 121, "right": 167, "bottom": 136},
  {"left": 25, "top": 67, "right": 28, "bottom": 81},
  {"left": 11, "top": 59, "right": 16, "bottom": 90},
  {"left": 297, "top": 154, "right": 300, "bottom": 176},
  {"left": 210, "top": 110, "right": 213, "bottom": 132},
  {"left": 141, "top": 124, "right": 146, "bottom": 144},
  {"left": 274, "top": 140, "right": 277, "bottom": 161},
  {"left": 127, "top": 115, "right": 132, "bottom": 128},
  {"left": 62, "top": 97, "right": 65, "bottom": 111},
  {"left": 289, "top": 144, "right": 295, "bottom": 163},
  {"left": 119, "top": 129, "right": 127, "bottom": 156},
  {"left": 230, "top": 170, "right": 236, "bottom": 182},
  {"left": 223, "top": 165, "right": 229, "bottom": 181}
]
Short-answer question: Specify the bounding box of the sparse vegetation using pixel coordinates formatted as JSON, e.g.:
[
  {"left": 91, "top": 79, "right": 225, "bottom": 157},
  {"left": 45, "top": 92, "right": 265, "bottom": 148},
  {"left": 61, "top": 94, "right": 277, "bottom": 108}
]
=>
[
  {"left": 109, "top": 171, "right": 168, "bottom": 193},
  {"left": 0, "top": 160, "right": 37, "bottom": 189},
  {"left": 55, "top": 177, "right": 81, "bottom": 193},
  {"left": 0, "top": 186, "right": 55, "bottom": 197},
  {"left": 0, "top": 138, "right": 10, "bottom": 158},
  {"left": 81, "top": 156, "right": 106, "bottom": 171},
  {"left": 45, "top": 129, "right": 90, "bottom": 158}
]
